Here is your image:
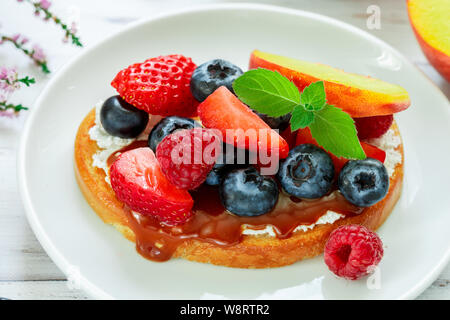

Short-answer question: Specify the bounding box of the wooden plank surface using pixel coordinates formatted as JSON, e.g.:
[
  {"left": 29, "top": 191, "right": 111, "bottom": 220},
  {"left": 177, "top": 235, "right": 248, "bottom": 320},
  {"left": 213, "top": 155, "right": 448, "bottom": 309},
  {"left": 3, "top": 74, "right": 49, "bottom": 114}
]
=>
[{"left": 0, "top": 0, "right": 448, "bottom": 300}]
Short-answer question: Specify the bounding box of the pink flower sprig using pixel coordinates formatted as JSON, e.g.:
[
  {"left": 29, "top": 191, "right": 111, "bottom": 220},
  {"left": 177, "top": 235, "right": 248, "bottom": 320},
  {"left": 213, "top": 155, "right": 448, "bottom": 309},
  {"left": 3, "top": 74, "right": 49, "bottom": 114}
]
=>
[
  {"left": 0, "top": 101, "right": 28, "bottom": 113},
  {"left": 20, "top": 0, "right": 83, "bottom": 47},
  {"left": 0, "top": 34, "right": 50, "bottom": 73},
  {"left": 0, "top": 67, "right": 35, "bottom": 115}
]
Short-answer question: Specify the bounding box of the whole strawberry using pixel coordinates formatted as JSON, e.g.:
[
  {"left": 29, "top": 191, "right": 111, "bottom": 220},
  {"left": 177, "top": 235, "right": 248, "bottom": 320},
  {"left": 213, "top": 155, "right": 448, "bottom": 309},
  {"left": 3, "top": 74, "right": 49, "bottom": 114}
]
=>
[
  {"left": 110, "top": 147, "right": 194, "bottom": 225},
  {"left": 111, "top": 54, "right": 198, "bottom": 117},
  {"left": 156, "top": 128, "right": 221, "bottom": 190}
]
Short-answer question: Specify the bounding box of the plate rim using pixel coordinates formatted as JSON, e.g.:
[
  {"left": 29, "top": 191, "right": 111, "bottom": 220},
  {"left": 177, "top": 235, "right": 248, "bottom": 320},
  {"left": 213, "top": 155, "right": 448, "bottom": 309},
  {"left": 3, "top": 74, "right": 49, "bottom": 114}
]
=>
[{"left": 17, "top": 2, "right": 450, "bottom": 300}]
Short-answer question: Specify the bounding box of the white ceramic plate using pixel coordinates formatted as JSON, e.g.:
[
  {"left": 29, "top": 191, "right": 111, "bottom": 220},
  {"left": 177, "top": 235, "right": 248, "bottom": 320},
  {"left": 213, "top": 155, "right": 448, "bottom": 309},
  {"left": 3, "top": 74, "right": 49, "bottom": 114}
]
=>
[{"left": 18, "top": 3, "right": 450, "bottom": 299}]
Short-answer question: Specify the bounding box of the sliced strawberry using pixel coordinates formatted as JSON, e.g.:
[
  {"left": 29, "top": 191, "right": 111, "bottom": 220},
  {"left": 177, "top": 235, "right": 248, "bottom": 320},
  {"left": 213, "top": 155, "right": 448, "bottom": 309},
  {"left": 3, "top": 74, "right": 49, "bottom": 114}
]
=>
[
  {"left": 354, "top": 114, "right": 393, "bottom": 140},
  {"left": 295, "top": 127, "right": 386, "bottom": 174},
  {"left": 331, "top": 142, "right": 386, "bottom": 173},
  {"left": 361, "top": 143, "right": 386, "bottom": 163},
  {"left": 280, "top": 126, "right": 297, "bottom": 149},
  {"left": 110, "top": 147, "right": 193, "bottom": 225},
  {"left": 197, "top": 86, "right": 289, "bottom": 158}
]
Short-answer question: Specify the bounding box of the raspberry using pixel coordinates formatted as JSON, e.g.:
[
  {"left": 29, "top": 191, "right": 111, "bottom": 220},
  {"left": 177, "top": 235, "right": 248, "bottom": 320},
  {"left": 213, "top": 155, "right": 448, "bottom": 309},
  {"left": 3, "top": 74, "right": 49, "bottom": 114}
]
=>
[
  {"left": 156, "top": 128, "right": 221, "bottom": 190},
  {"left": 354, "top": 114, "right": 394, "bottom": 140},
  {"left": 110, "top": 148, "right": 193, "bottom": 225},
  {"left": 324, "top": 225, "right": 384, "bottom": 280},
  {"left": 111, "top": 54, "right": 198, "bottom": 117}
]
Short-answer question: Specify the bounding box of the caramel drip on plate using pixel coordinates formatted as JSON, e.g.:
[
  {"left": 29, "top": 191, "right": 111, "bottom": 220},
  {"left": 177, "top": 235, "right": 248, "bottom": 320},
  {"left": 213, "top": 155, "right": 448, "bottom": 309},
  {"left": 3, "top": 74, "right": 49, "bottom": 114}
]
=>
[{"left": 108, "top": 143, "right": 363, "bottom": 262}]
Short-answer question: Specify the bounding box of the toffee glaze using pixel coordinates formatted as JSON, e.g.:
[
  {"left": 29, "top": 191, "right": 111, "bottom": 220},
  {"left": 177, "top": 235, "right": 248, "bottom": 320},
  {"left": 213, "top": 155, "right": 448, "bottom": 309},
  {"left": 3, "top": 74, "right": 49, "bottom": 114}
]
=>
[{"left": 107, "top": 141, "right": 364, "bottom": 262}]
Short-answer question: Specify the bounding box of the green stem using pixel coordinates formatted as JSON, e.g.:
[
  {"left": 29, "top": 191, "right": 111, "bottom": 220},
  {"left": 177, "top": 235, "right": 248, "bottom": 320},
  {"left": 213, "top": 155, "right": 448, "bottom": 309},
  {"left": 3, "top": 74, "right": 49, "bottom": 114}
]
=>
[
  {"left": 25, "top": 0, "right": 83, "bottom": 47},
  {"left": 0, "top": 101, "right": 29, "bottom": 112},
  {"left": 0, "top": 35, "right": 50, "bottom": 74},
  {"left": 18, "top": 76, "right": 36, "bottom": 87}
]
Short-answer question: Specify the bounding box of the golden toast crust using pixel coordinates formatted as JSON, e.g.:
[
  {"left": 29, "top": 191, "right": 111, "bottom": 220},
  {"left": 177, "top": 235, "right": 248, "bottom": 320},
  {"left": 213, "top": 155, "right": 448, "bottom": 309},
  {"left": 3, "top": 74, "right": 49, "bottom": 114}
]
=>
[{"left": 74, "top": 109, "right": 403, "bottom": 268}]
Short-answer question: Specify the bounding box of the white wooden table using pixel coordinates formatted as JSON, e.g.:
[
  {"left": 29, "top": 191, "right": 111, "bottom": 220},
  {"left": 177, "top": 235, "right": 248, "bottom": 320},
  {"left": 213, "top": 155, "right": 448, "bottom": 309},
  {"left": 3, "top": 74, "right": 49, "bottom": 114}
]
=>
[{"left": 0, "top": 0, "right": 448, "bottom": 300}]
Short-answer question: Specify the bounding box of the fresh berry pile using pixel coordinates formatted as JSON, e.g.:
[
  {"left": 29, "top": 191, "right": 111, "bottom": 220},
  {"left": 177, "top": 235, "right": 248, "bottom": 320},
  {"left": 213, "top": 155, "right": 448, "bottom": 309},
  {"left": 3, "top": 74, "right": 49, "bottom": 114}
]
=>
[
  {"left": 324, "top": 225, "right": 384, "bottom": 280},
  {"left": 99, "top": 53, "right": 400, "bottom": 278}
]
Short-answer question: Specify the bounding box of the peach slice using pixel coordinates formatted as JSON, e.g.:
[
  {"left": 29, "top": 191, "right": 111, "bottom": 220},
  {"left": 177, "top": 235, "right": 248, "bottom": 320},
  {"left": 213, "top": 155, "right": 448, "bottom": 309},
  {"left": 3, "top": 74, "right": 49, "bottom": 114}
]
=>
[
  {"left": 407, "top": 0, "right": 450, "bottom": 81},
  {"left": 249, "top": 50, "right": 410, "bottom": 118}
]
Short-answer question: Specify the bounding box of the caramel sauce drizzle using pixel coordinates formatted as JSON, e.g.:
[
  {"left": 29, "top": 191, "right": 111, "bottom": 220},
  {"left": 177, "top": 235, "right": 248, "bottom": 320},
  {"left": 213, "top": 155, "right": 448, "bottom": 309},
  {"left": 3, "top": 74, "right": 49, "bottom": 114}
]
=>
[{"left": 107, "top": 141, "right": 363, "bottom": 262}]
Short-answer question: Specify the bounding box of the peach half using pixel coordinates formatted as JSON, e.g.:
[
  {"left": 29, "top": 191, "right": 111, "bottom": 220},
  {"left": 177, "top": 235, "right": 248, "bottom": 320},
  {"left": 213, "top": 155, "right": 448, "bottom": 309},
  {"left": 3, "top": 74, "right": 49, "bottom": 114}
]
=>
[
  {"left": 407, "top": 0, "right": 450, "bottom": 82},
  {"left": 249, "top": 50, "right": 410, "bottom": 118}
]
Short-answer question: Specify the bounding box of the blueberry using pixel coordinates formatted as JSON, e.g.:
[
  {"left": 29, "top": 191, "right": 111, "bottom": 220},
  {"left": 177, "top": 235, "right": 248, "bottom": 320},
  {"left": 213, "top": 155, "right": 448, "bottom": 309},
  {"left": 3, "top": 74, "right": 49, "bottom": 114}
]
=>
[
  {"left": 148, "top": 116, "right": 201, "bottom": 151},
  {"left": 219, "top": 167, "right": 279, "bottom": 216},
  {"left": 100, "top": 95, "right": 148, "bottom": 138},
  {"left": 277, "top": 144, "right": 334, "bottom": 199},
  {"left": 190, "top": 59, "right": 243, "bottom": 101},
  {"left": 205, "top": 163, "right": 228, "bottom": 186},
  {"left": 255, "top": 112, "right": 291, "bottom": 131},
  {"left": 338, "top": 158, "right": 389, "bottom": 207},
  {"left": 205, "top": 143, "right": 254, "bottom": 186}
]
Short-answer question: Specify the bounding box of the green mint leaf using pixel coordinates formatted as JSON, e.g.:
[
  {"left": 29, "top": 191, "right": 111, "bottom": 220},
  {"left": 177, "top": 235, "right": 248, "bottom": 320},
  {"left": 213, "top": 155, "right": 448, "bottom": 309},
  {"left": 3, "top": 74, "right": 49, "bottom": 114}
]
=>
[
  {"left": 309, "top": 104, "right": 365, "bottom": 159},
  {"left": 300, "top": 81, "right": 326, "bottom": 111},
  {"left": 233, "top": 68, "right": 300, "bottom": 117},
  {"left": 290, "top": 105, "right": 314, "bottom": 131}
]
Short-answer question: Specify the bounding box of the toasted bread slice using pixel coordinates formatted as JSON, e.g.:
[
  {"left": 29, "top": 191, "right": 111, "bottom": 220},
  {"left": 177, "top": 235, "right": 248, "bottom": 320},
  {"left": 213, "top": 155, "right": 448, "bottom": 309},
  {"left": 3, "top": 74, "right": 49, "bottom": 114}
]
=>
[{"left": 74, "top": 108, "right": 403, "bottom": 268}]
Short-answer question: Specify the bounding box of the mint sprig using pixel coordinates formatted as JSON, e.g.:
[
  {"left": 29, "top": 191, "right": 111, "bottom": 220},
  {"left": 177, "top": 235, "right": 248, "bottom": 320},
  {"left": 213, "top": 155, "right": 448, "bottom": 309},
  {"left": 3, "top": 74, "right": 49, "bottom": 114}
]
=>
[
  {"left": 300, "top": 81, "right": 326, "bottom": 111},
  {"left": 232, "top": 68, "right": 300, "bottom": 117},
  {"left": 233, "top": 68, "right": 365, "bottom": 159},
  {"left": 290, "top": 105, "right": 314, "bottom": 131},
  {"left": 309, "top": 104, "right": 365, "bottom": 159}
]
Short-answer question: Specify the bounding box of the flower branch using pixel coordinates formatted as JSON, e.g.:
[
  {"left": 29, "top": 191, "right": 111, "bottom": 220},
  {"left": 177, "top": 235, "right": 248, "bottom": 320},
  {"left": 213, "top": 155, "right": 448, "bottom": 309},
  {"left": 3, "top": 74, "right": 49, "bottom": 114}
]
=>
[
  {"left": 0, "top": 101, "right": 28, "bottom": 113},
  {"left": 0, "top": 67, "right": 35, "bottom": 115},
  {"left": 20, "top": 0, "right": 83, "bottom": 47},
  {"left": 0, "top": 34, "right": 50, "bottom": 73}
]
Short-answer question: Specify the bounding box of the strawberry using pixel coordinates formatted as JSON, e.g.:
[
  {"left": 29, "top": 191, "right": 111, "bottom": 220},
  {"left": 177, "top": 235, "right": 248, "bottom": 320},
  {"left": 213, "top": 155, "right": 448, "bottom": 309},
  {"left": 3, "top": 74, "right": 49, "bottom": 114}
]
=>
[
  {"left": 332, "top": 142, "right": 386, "bottom": 173},
  {"left": 111, "top": 54, "right": 198, "bottom": 117},
  {"left": 197, "top": 86, "right": 289, "bottom": 159},
  {"left": 295, "top": 127, "right": 386, "bottom": 174},
  {"left": 110, "top": 147, "right": 193, "bottom": 225},
  {"left": 354, "top": 114, "right": 394, "bottom": 140},
  {"left": 156, "top": 128, "right": 221, "bottom": 190},
  {"left": 280, "top": 126, "right": 297, "bottom": 149}
]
